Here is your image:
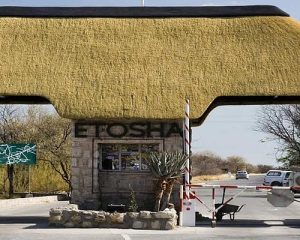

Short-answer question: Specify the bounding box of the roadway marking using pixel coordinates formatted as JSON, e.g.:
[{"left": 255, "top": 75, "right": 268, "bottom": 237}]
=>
[{"left": 121, "top": 234, "right": 131, "bottom": 240}]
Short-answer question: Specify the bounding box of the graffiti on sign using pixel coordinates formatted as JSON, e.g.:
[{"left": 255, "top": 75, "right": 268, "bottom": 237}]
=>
[{"left": 0, "top": 144, "right": 36, "bottom": 165}]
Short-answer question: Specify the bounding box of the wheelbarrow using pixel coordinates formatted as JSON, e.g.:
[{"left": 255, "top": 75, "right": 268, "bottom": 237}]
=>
[
  {"left": 215, "top": 188, "right": 245, "bottom": 221},
  {"left": 215, "top": 203, "right": 245, "bottom": 221}
]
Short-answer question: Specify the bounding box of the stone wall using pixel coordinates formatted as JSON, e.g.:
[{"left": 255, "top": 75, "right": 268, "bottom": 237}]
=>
[
  {"left": 71, "top": 121, "right": 183, "bottom": 210},
  {"left": 98, "top": 171, "right": 155, "bottom": 210},
  {"left": 49, "top": 205, "right": 177, "bottom": 230}
]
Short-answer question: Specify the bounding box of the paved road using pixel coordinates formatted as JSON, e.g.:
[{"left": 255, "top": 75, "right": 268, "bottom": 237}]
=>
[
  {"left": 0, "top": 175, "right": 299, "bottom": 239},
  {"left": 194, "top": 174, "right": 300, "bottom": 226}
]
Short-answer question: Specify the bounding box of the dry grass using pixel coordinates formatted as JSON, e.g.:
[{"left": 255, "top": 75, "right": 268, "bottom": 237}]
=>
[
  {"left": 0, "top": 162, "right": 69, "bottom": 197},
  {"left": 192, "top": 174, "right": 232, "bottom": 183}
]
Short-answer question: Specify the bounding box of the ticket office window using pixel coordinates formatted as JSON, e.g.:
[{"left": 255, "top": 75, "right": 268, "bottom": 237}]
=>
[{"left": 99, "top": 143, "right": 160, "bottom": 171}]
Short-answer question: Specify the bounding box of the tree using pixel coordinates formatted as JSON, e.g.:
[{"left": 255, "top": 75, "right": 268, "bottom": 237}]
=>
[
  {"left": 146, "top": 151, "right": 188, "bottom": 211},
  {"left": 225, "top": 156, "right": 247, "bottom": 173},
  {"left": 0, "top": 105, "right": 72, "bottom": 197},
  {"left": 256, "top": 105, "right": 300, "bottom": 168},
  {"left": 0, "top": 105, "right": 25, "bottom": 197},
  {"left": 24, "top": 107, "right": 72, "bottom": 193},
  {"left": 256, "top": 164, "right": 273, "bottom": 173},
  {"left": 191, "top": 152, "right": 224, "bottom": 176}
]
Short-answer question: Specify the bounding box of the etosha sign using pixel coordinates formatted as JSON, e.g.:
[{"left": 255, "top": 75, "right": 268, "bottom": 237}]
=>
[
  {"left": 75, "top": 122, "right": 183, "bottom": 138},
  {"left": 0, "top": 144, "right": 36, "bottom": 165}
]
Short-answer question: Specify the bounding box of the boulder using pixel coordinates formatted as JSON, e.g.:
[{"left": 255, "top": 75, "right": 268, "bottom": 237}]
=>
[
  {"left": 49, "top": 208, "right": 62, "bottom": 216},
  {"left": 165, "top": 220, "right": 177, "bottom": 230},
  {"left": 81, "top": 211, "right": 94, "bottom": 221},
  {"left": 132, "top": 220, "right": 143, "bottom": 229},
  {"left": 109, "top": 212, "right": 125, "bottom": 224},
  {"left": 95, "top": 213, "right": 106, "bottom": 224},
  {"left": 81, "top": 221, "right": 93, "bottom": 228},
  {"left": 127, "top": 212, "right": 139, "bottom": 219},
  {"left": 151, "top": 220, "right": 161, "bottom": 230},
  {"left": 139, "top": 211, "right": 152, "bottom": 219},
  {"left": 152, "top": 209, "right": 176, "bottom": 219},
  {"left": 64, "top": 222, "right": 75, "bottom": 228},
  {"left": 49, "top": 215, "right": 62, "bottom": 226}
]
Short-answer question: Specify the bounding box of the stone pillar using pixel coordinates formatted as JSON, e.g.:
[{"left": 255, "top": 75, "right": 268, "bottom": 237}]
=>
[{"left": 71, "top": 122, "right": 99, "bottom": 209}]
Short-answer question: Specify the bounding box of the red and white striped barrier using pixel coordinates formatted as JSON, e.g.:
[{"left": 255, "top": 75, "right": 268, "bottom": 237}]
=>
[
  {"left": 187, "top": 184, "right": 300, "bottom": 191},
  {"left": 180, "top": 184, "right": 300, "bottom": 227},
  {"left": 184, "top": 99, "right": 190, "bottom": 197},
  {"left": 180, "top": 99, "right": 195, "bottom": 227}
]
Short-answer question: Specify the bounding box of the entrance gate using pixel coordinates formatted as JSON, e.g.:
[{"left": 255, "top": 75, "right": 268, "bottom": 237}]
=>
[{"left": 179, "top": 184, "right": 300, "bottom": 227}]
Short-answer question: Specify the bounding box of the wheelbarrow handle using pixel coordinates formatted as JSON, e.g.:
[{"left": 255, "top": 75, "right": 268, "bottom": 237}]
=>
[{"left": 236, "top": 204, "right": 246, "bottom": 213}]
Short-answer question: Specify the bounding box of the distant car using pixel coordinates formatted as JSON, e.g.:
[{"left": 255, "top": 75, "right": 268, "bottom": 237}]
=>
[
  {"left": 236, "top": 171, "right": 249, "bottom": 180},
  {"left": 263, "top": 170, "right": 291, "bottom": 186}
]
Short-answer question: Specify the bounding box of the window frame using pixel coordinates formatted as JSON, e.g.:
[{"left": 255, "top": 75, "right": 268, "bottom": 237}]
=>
[{"left": 95, "top": 139, "right": 163, "bottom": 172}]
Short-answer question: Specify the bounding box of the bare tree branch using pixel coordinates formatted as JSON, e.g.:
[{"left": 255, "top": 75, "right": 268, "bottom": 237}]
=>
[{"left": 256, "top": 105, "right": 300, "bottom": 167}]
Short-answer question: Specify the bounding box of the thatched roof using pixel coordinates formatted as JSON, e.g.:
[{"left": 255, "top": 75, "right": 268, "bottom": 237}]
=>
[{"left": 0, "top": 6, "right": 299, "bottom": 121}]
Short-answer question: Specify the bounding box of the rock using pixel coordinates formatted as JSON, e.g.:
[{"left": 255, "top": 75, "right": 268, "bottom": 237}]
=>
[
  {"left": 139, "top": 211, "right": 152, "bottom": 219},
  {"left": 81, "top": 221, "right": 93, "bottom": 228},
  {"left": 49, "top": 215, "right": 62, "bottom": 225},
  {"left": 132, "top": 220, "right": 143, "bottom": 229},
  {"left": 151, "top": 220, "right": 161, "bottom": 230},
  {"left": 165, "top": 220, "right": 176, "bottom": 230},
  {"left": 62, "top": 210, "right": 73, "bottom": 222},
  {"left": 64, "top": 222, "right": 75, "bottom": 228},
  {"left": 153, "top": 209, "right": 177, "bottom": 219},
  {"left": 81, "top": 211, "right": 94, "bottom": 221},
  {"left": 109, "top": 213, "right": 124, "bottom": 224},
  {"left": 49, "top": 209, "right": 177, "bottom": 230},
  {"left": 68, "top": 204, "right": 79, "bottom": 210},
  {"left": 95, "top": 213, "right": 106, "bottom": 224},
  {"left": 70, "top": 214, "right": 81, "bottom": 225},
  {"left": 127, "top": 212, "right": 139, "bottom": 219},
  {"left": 50, "top": 208, "right": 62, "bottom": 216}
]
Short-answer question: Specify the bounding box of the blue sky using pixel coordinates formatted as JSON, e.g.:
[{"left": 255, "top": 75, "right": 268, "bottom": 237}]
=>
[{"left": 1, "top": 0, "right": 299, "bottom": 166}]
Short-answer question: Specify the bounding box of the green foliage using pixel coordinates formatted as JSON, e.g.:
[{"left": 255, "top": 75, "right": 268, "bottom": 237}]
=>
[
  {"left": 146, "top": 151, "right": 188, "bottom": 211},
  {"left": 128, "top": 185, "right": 138, "bottom": 212},
  {"left": 0, "top": 105, "right": 71, "bottom": 197},
  {"left": 277, "top": 148, "right": 300, "bottom": 168},
  {"left": 192, "top": 152, "right": 263, "bottom": 175},
  {"left": 146, "top": 151, "right": 188, "bottom": 179}
]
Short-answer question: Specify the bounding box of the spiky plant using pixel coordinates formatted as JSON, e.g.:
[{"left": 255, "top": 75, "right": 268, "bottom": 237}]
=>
[
  {"left": 128, "top": 184, "right": 138, "bottom": 212},
  {"left": 146, "top": 151, "right": 188, "bottom": 211}
]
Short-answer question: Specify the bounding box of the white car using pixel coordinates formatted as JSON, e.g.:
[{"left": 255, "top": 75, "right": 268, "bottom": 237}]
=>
[
  {"left": 236, "top": 171, "right": 249, "bottom": 179},
  {"left": 263, "top": 170, "right": 292, "bottom": 186}
]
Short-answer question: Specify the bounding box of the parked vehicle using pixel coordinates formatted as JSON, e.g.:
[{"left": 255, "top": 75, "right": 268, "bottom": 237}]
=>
[
  {"left": 236, "top": 171, "right": 249, "bottom": 180},
  {"left": 263, "top": 170, "right": 292, "bottom": 186},
  {"left": 288, "top": 170, "right": 300, "bottom": 193}
]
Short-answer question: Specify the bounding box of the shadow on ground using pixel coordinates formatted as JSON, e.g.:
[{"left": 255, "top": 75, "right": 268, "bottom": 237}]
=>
[
  {"left": 0, "top": 216, "right": 48, "bottom": 228},
  {"left": 0, "top": 216, "right": 299, "bottom": 229},
  {"left": 196, "top": 219, "right": 300, "bottom": 228}
]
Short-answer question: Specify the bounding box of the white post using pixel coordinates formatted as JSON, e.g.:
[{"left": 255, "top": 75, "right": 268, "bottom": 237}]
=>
[
  {"left": 141, "top": 0, "right": 145, "bottom": 7},
  {"left": 179, "top": 185, "right": 183, "bottom": 226},
  {"left": 182, "top": 99, "right": 195, "bottom": 226},
  {"left": 28, "top": 165, "right": 31, "bottom": 193}
]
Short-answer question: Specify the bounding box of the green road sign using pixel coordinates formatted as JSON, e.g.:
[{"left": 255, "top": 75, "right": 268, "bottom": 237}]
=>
[{"left": 0, "top": 144, "right": 36, "bottom": 165}]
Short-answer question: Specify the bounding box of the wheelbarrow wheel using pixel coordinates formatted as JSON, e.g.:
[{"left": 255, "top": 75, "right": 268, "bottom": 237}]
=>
[{"left": 216, "top": 211, "right": 223, "bottom": 221}]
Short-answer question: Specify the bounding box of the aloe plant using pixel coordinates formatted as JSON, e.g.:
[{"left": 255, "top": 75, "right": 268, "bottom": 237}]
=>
[{"left": 146, "top": 151, "right": 188, "bottom": 211}]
